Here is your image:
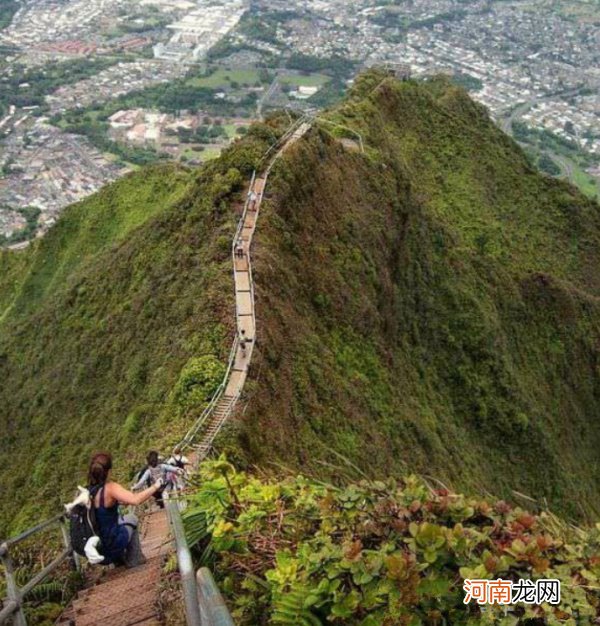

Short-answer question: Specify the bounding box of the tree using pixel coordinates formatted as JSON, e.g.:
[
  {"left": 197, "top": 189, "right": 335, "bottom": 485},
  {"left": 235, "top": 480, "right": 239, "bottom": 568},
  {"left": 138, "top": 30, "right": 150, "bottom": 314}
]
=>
[{"left": 538, "top": 154, "right": 561, "bottom": 177}]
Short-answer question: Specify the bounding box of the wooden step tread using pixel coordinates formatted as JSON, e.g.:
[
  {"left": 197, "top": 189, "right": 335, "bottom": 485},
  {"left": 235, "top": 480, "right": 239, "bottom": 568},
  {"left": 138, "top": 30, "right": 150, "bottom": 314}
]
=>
[
  {"left": 74, "top": 589, "right": 156, "bottom": 626},
  {"left": 78, "top": 562, "right": 160, "bottom": 598},
  {"left": 76, "top": 603, "right": 158, "bottom": 626}
]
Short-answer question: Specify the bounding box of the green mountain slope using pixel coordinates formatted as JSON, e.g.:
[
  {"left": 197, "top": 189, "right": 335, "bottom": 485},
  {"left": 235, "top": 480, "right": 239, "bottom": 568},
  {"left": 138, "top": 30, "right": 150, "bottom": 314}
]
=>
[
  {"left": 2, "top": 71, "right": 600, "bottom": 535},
  {"left": 0, "top": 133, "right": 277, "bottom": 533},
  {"left": 0, "top": 165, "right": 189, "bottom": 320},
  {"left": 232, "top": 73, "right": 600, "bottom": 520}
]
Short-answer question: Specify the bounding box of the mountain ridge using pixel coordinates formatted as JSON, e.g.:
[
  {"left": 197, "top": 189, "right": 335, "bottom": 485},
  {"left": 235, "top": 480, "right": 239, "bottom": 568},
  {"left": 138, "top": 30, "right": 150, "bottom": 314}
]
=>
[
  {"left": 232, "top": 73, "right": 600, "bottom": 520},
  {"left": 1, "top": 71, "right": 600, "bottom": 535}
]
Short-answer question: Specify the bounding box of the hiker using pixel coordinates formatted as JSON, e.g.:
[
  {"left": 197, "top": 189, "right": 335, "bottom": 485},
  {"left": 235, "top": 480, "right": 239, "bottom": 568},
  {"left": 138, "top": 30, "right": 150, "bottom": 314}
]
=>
[
  {"left": 166, "top": 447, "right": 190, "bottom": 491},
  {"left": 167, "top": 447, "right": 190, "bottom": 470},
  {"left": 88, "top": 451, "right": 161, "bottom": 567},
  {"left": 235, "top": 237, "right": 244, "bottom": 258},
  {"left": 248, "top": 190, "right": 258, "bottom": 211},
  {"left": 239, "top": 328, "right": 253, "bottom": 356},
  {"left": 131, "top": 450, "right": 182, "bottom": 508}
]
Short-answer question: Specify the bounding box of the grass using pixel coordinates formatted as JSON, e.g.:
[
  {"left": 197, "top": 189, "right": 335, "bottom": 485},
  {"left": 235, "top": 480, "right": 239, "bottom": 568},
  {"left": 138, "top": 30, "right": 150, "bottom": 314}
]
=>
[
  {"left": 223, "top": 124, "right": 239, "bottom": 139},
  {"left": 198, "top": 146, "right": 222, "bottom": 161},
  {"left": 571, "top": 161, "right": 600, "bottom": 199},
  {"left": 187, "top": 69, "right": 263, "bottom": 89}
]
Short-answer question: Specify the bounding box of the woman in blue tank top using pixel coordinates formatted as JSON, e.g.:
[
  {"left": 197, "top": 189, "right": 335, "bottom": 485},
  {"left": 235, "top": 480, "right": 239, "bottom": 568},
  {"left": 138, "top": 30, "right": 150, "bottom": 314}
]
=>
[{"left": 88, "top": 452, "right": 164, "bottom": 567}]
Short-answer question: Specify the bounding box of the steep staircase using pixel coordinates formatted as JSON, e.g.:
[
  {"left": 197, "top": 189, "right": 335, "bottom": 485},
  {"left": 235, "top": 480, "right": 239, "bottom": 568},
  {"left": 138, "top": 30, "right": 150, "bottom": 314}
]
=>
[
  {"left": 61, "top": 511, "right": 169, "bottom": 626},
  {"left": 55, "top": 118, "right": 312, "bottom": 626}
]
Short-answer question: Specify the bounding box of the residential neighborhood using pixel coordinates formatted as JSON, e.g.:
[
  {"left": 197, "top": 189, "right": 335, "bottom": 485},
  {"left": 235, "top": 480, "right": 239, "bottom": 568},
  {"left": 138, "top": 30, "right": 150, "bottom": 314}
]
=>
[{"left": 1, "top": 0, "right": 599, "bottom": 243}]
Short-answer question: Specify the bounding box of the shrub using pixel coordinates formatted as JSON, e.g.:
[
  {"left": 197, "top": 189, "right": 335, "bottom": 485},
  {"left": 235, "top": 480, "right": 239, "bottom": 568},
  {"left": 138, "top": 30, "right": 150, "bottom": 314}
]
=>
[
  {"left": 184, "top": 459, "right": 600, "bottom": 625},
  {"left": 173, "top": 355, "right": 225, "bottom": 411}
]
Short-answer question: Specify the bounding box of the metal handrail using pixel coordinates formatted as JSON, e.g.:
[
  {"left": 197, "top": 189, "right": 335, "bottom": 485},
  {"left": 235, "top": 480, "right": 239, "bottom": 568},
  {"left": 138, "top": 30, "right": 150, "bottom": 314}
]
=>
[
  {"left": 0, "top": 514, "right": 64, "bottom": 554},
  {"left": 197, "top": 568, "right": 235, "bottom": 626},
  {"left": 257, "top": 114, "right": 308, "bottom": 171},
  {"left": 315, "top": 117, "right": 364, "bottom": 153},
  {"left": 165, "top": 498, "right": 202, "bottom": 626},
  {"left": 0, "top": 514, "right": 77, "bottom": 626},
  {"left": 165, "top": 501, "right": 236, "bottom": 626}
]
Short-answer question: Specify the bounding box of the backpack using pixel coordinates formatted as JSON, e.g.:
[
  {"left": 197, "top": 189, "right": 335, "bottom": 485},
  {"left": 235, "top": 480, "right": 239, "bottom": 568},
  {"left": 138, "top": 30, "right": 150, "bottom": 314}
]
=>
[
  {"left": 171, "top": 455, "right": 185, "bottom": 470},
  {"left": 67, "top": 486, "right": 103, "bottom": 559}
]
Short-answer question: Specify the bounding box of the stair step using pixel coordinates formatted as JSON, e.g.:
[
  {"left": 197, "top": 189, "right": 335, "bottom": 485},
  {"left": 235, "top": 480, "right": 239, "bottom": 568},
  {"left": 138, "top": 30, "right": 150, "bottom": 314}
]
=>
[
  {"left": 76, "top": 602, "right": 158, "bottom": 626},
  {"left": 77, "top": 562, "right": 160, "bottom": 600},
  {"left": 74, "top": 589, "right": 157, "bottom": 626}
]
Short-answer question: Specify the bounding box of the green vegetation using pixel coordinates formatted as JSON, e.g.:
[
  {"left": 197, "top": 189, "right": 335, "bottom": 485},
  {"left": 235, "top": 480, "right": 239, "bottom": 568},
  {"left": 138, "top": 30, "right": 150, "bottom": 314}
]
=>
[
  {"left": 537, "top": 153, "right": 562, "bottom": 177},
  {"left": 450, "top": 72, "right": 484, "bottom": 92},
  {"left": 185, "top": 459, "right": 600, "bottom": 625},
  {"left": 187, "top": 68, "right": 263, "bottom": 89},
  {"left": 285, "top": 54, "right": 356, "bottom": 80},
  {"left": 512, "top": 121, "right": 599, "bottom": 199},
  {"left": 0, "top": 122, "right": 285, "bottom": 534},
  {"left": 236, "top": 7, "right": 302, "bottom": 46},
  {"left": 106, "top": 7, "right": 172, "bottom": 37},
  {"left": 0, "top": 0, "right": 17, "bottom": 30},
  {"left": 230, "top": 72, "right": 600, "bottom": 522},
  {"left": 307, "top": 78, "right": 349, "bottom": 109},
  {"left": 3, "top": 70, "right": 600, "bottom": 552},
  {"left": 571, "top": 161, "right": 600, "bottom": 199},
  {"left": 174, "top": 123, "right": 228, "bottom": 144},
  {"left": 280, "top": 73, "right": 331, "bottom": 88}
]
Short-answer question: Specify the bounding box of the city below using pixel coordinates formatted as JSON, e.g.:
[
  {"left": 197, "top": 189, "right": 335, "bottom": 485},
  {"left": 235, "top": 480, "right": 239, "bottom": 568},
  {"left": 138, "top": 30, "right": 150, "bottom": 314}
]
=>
[{"left": 0, "top": 0, "right": 599, "bottom": 247}]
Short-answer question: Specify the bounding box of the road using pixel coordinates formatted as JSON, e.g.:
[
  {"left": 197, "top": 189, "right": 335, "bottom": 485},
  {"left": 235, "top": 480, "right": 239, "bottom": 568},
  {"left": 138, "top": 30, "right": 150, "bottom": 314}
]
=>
[{"left": 498, "top": 88, "right": 582, "bottom": 185}]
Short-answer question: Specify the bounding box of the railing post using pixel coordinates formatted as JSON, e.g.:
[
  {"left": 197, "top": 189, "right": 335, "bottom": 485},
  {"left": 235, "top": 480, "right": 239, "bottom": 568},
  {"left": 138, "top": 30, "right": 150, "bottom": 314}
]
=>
[
  {"left": 0, "top": 544, "right": 27, "bottom": 626},
  {"left": 58, "top": 517, "right": 80, "bottom": 573}
]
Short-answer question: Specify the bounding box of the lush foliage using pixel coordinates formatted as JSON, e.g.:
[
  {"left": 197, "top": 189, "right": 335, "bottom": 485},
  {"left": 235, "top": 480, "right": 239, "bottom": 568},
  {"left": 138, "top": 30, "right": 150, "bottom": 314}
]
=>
[
  {"left": 285, "top": 54, "right": 356, "bottom": 79},
  {"left": 234, "top": 72, "right": 600, "bottom": 521},
  {"left": 173, "top": 355, "right": 226, "bottom": 415},
  {"left": 185, "top": 459, "right": 600, "bottom": 625},
  {"left": 0, "top": 122, "right": 287, "bottom": 534},
  {"left": 3, "top": 70, "right": 600, "bottom": 546}
]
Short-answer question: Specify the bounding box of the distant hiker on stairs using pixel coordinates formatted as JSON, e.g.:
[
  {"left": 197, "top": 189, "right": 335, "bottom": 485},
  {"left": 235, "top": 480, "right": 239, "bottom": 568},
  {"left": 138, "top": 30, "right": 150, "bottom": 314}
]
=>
[
  {"left": 167, "top": 447, "right": 190, "bottom": 471},
  {"left": 167, "top": 447, "right": 190, "bottom": 491},
  {"left": 247, "top": 189, "right": 258, "bottom": 211},
  {"left": 132, "top": 450, "right": 183, "bottom": 508},
  {"left": 88, "top": 451, "right": 163, "bottom": 567}
]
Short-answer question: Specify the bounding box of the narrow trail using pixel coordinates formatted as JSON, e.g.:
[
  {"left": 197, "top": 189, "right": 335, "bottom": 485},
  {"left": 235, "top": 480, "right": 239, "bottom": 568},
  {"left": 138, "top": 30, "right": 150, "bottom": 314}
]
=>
[{"left": 58, "top": 118, "right": 311, "bottom": 626}]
